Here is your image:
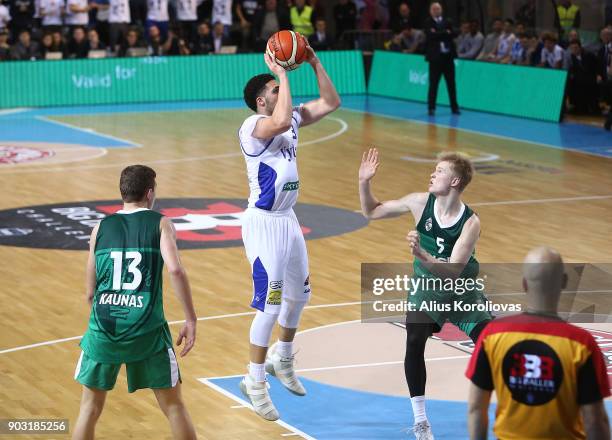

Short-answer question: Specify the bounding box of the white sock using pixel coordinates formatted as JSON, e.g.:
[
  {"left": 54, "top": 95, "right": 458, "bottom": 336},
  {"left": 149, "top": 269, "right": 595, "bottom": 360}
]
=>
[
  {"left": 249, "top": 362, "right": 266, "bottom": 382},
  {"left": 410, "top": 395, "right": 428, "bottom": 424},
  {"left": 276, "top": 340, "right": 293, "bottom": 358}
]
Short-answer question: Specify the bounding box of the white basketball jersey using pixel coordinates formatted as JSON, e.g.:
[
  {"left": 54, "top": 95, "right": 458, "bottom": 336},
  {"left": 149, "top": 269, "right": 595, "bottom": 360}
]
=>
[
  {"left": 109, "top": 0, "right": 130, "bottom": 23},
  {"left": 65, "top": 0, "right": 88, "bottom": 25},
  {"left": 176, "top": 0, "right": 197, "bottom": 21},
  {"left": 40, "top": 0, "right": 64, "bottom": 26},
  {"left": 147, "top": 0, "right": 168, "bottom": 22},
  {"left": 239, "top": 108, "right": 302, "bottom": 212},
  {"left": 212, "top": 0, "right": 232, "bottom": 25}
]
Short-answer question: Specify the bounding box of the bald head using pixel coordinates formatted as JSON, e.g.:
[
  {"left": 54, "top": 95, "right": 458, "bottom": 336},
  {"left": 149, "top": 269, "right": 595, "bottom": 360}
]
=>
[
  {"left": 430, "top": 2, "right": 442, "bottom": 18},
  {"left": 523, "top": 247, "right": 566, "bottom": 314}
]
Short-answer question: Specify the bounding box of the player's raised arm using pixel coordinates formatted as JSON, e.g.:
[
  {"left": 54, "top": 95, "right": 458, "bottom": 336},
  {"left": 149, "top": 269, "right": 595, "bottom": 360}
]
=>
[
  {"left": 85, "top": 222, "right": 100, "bottom": 306},
  {"left": 359, "top": 148, "right": 428, "bottom": 220},
  {"left": 252, "top": 53, "right": 293, "bottom": 140},
  {"left": 160, "top": 216, "right": 197, "bottom": 357},
  {"left": 300, "top": 41, "right": 341, "bottom": 127}
]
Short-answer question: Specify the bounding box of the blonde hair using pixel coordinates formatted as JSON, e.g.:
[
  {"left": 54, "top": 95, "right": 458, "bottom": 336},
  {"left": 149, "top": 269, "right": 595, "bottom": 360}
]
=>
[{"left": 437, "top": 152, "right": 474, "bottom": 192}]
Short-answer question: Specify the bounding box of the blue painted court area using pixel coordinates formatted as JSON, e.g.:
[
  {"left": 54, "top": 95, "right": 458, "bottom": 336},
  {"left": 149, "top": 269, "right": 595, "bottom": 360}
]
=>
[
  {"left": 341, "top": 96, "right": 612, "bottom": 158},
  {"left": 1, "top": 95, "right": 610, "bottom": 155},
  {"left": 206, "top": 376, "right": 612, "bottom": 439}
]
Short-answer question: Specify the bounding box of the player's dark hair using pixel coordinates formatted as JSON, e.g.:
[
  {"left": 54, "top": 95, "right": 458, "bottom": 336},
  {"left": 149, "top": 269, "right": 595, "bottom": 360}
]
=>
[
  {"left": 120, "top": 165, "right": 156, "bottom": 202},
  {"left": 244, "top": 73, "right": 276, "bottom": 112}
]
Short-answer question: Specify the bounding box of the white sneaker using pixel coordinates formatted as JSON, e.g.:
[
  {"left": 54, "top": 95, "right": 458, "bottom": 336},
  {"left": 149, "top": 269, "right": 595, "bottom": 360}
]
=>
[
  {"left": 239, "top": 374, "right": 279, "bottom": 421},
  {"left": 265, "top": 346, "right": 306, "bottom": 396},
  {"left": 412, "top": 421, "right": 434, "bottom": 440}
]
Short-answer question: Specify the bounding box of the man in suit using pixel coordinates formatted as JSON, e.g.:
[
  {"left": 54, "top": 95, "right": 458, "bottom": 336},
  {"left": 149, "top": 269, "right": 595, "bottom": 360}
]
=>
[{"left": 424, "top": 2, "right": 459, "bottom": 116}]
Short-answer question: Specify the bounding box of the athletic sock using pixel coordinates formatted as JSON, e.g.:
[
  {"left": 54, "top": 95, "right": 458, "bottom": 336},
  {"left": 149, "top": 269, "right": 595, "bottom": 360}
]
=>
[
  {"left": 276, "top": 340, "right": 293, "bottom": 358},
  {"left": 410, "top": 395, "right": 428, "bottom": 424},
  {"left": 249, "top": 362, "right": 266, "bottom": 382}
]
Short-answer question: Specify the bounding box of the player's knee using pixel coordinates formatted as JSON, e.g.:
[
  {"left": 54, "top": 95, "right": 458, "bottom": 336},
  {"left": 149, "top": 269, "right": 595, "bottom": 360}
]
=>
[
  {"left": 278, "top": 299, "right": 307, "bottom": 329},
  {"left": 249, "top": 310, "right": 278, "bottom": 347},
  {"left": 81, "top": 399, "right": 104, "bottom": 420}
]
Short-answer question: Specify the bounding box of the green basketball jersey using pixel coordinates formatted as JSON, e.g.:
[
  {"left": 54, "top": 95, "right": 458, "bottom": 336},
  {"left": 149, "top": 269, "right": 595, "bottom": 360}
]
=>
[
  {"left": 414, "top": 193, "right": 479, "bottom": 279},
  {"left": 80, "top": 208, "right": 171, "bottom": 364}
]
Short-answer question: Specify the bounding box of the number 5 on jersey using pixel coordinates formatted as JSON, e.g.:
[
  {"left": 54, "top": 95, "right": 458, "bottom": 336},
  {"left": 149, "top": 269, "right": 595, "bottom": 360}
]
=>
[
  {"left": 436, "top": 237, "right": 445, "bottom": 254},
  {"left": 110, "top": 251, "right": 142, "bottom": 290}
]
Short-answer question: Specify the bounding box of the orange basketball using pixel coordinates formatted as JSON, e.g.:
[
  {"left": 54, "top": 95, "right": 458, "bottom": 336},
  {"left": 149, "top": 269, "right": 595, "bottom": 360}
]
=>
[{"left": 266, "top": 30, "right": 307, "bottom": 71}]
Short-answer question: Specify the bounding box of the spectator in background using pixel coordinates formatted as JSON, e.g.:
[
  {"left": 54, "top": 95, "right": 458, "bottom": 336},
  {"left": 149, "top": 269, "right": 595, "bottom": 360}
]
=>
[
  {"left": 92, "top": 0, "right": 110, "bottom": 48},
  {"left": 164, "top": 26, "right": 191, "bottom": 55},
  {"left": 39, "top": 0, "right": 64, "bottom": 33},
  {"left": 390, "top": 2, "right": 412, "bottom": 34},
  {"left": 87, "top": 27, "right": 105, "bottom": 52},
  {"left": 556, "top": 0, "right": 580, "bottom": 39},
  {"left": 607, "top": 0, "right": 612, "bottom": 27},
  {"left": 0, "top": 0, "right": 11, "bottom": 33},
  {"left": 64, "top": 0, "right": 89, "bottom": 32},
  {"left": 67, "top": 25, "right": 88, "bottom": 57},
  {"left": 424, "top": 2, "right": 459, "bottom": 116},
  {"left": 290, "top": 0, "right": 313, "bottom": 38},
  {"left": 235, "top": 0, "right": 260, "bottom": 51},
  {"left": 514, "top": 0, "right": 535, "bottom": 30},
  {"left": 39, "top": 29, "right": 54, "bottom": 56},
  {"left": 51, "top": 29, "right": 65, "bottom": 53},
  {"left": 539, "top": 32, "right": 563, "bottom": 69},
  {"left": 398, "top": 24, "right": 423, "bottom": 53},
  {"left": 0, "top": 29, "right": 10, "bottom": 59},
  {"left": 146, "top": 0, "right": 169, "bottom": 41},
  {"left": 457, "top": 19, "right": 483, "bottom": 60},
  {"left": 596, "top": 27, "right": 611, "bottom": 78},
  {"left": 308, "top": 17, "right": 333, "bottom": 51},
  {"left": 9, "top": 0, "right": 34, "bottom": 42},
  {"left": 566, "top": 39, "right": 600, "bottom": 114},
  {"left": 147, "top": 23, "right": 169, "bottom": 54},
  {"left": 562, "top": 28, "right": 579, "bottom": 68},
  {"left": 252, "top": 0, "right": 290, "bottom": 52},
  {"left": 489, "top": 18, "right": 515, "bottom": 63},
  {"left": 211, "top": 19, "right": 228, "bottom": 52},
  {"left": 10, "top": 28, "right": 39, "bottom": 58},
  {"left": 508, "top": 32, "right": 529, "bottom": 65},
  {"left": 191, "top": 20, "right": 212, "bottom": 53},
  {"left": 176, "top": 0, "right": 198, "bottom": 46},
  {"left": 360, "top": 0, "right": 388, "bottom": 31},
  {"left": 212, "top": 0, "right": 231, "bottom": 36},
  {"left": 333, "top": 0, "right": 357, "bottom": 40},
  {"left": 117, "top": 26, "right": 144, "bottom": 55},
  {"left": 108, "top": 0, "right": 130, "bottom": 52},
  {"left": 514, "top": 22, "right": 525, "bottom": 36},
  {"left": 476, "top": 18, "right": 502, "bottom": 61}
]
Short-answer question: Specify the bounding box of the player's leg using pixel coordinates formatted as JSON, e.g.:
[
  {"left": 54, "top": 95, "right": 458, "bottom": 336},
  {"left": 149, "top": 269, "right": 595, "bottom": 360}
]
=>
[
  {"left": 126, "top": 347, "right": 196, "bottom": 439},
  {"left": 404, "top": 311, "right": 437, "bottom": 439},
  {"left": 153, "top": 384, "right": 197, "bottom": 440},
  {"left": 73, "top": 351, "right": 117, "bottom": 440},
  {"left": 265, "top": 223, "right": 310, "bottom": 396},
  {"left": 241, "top": 210, "right": 292, "bottom": 420},
  {"left": 72, "top": 386, "right": 108, "bottom": 440},
  {"left": 428, "top": 61, "right": 442, "bottom": 113}
]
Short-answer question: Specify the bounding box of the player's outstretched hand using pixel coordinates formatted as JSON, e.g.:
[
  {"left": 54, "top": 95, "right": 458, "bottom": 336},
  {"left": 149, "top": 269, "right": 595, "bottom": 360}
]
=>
[
  {"left": 359, "top": 147, "right": 380, "bottom": 182},
  {"left": 264, "top": 52, "right": 286, "bottom": 77},
  {"left": 176, "top": 320, "right": 196, "bottom": 357}
]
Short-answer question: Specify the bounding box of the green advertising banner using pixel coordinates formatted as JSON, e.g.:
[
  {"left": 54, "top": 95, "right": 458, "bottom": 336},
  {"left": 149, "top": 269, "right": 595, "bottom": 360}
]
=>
[
  {"left": 368, "top": 51, "right": 567, "bottom": 122},
  {"left": 0, "top": 51, "right": 365, "bottom": 108}
]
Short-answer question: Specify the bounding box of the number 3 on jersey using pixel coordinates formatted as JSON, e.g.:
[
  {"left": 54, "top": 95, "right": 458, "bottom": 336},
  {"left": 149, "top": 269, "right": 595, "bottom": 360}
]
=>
[
  {"left": 436, "top": 237, "right": 445, "bottom": 254},
  {"left": 110, "top": 251, "right": 142, "bottom": 290}
]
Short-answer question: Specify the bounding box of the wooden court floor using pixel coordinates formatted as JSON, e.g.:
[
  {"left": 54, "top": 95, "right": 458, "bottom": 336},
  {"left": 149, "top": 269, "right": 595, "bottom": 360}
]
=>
[{"left": 1, "top": 105, "right": 611, "bottom": 439}]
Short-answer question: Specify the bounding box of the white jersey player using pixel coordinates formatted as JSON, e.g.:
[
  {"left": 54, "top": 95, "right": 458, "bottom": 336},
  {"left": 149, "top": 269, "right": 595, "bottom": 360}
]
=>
[{"left": 238, "top": 42, "right": 340, "bottom": 421}]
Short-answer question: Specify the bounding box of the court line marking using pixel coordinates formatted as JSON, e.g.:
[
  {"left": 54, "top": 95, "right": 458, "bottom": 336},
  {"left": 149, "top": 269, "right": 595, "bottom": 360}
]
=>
[
  {"left": 0, "top": 148, "right": 109, "bottom": 169},
  {"left": 0, "top": 108, "right": 30, "bottom": 116},
  {"left": 340, "top": 106, "right": 612, "bottom": 159},
  {"left": 35, "top": 116, "right": 142, "bottom": 148},
  {"left": 199, "top": 378, "right": 316, "bottom": 440},
  {"left": 0, "top": 300, "right": 362, "bottom": 355},
  {"left": 0, "top": 117, "right": 348, "bottom": 174}
]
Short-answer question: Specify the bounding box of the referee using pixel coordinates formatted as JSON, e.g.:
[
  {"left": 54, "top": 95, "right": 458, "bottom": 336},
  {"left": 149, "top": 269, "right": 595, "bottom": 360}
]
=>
[
  {"left": 424, "top": 2, "right": 460, "bottom": 116},
  {"left": 466, "top": 247, "right": 610, "bottom": 440}
]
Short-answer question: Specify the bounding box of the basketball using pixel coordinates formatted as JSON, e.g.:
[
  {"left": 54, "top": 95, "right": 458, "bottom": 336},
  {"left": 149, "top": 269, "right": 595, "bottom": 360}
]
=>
[{"left": 266, "top": 30, "right": 307, "bottom": 71}]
